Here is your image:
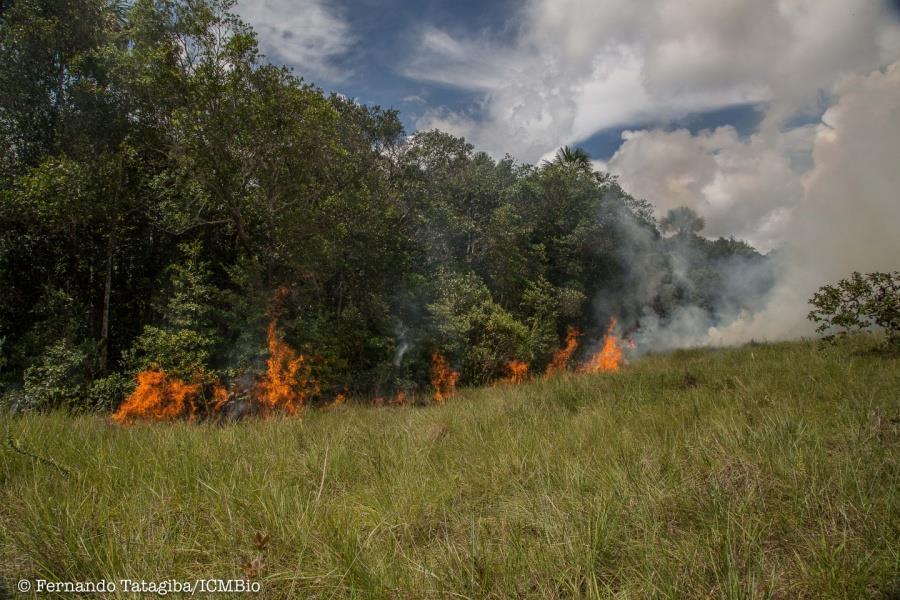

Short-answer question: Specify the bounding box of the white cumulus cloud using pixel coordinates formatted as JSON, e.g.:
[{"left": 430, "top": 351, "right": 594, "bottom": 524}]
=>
[{"left": 407, "top": 0, "right": 900, "bottom": 162}]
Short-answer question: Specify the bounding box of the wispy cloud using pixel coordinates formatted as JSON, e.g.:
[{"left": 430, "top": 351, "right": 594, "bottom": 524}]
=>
[{"left": 237, "top": 0, "right": 355, "bottom": 83}]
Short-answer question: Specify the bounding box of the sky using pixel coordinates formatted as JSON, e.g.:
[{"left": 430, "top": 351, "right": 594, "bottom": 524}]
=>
[{"left": 236, "top": 0, "right": 900, "bottom": 255}]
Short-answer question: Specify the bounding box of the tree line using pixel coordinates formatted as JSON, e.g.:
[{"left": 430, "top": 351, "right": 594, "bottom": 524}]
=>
[{"left": 0, "top": 0, "right": 773, "bottom": 410}]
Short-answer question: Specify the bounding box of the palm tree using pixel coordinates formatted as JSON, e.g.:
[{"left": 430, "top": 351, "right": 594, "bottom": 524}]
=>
[{"left": 553, "top": 146, "right": 592, "bottom": 170}]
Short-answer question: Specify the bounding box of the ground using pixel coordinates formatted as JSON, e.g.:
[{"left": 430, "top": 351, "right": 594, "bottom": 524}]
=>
[{"left": 1, "top": 338, "right": 898, "bottom": 598}]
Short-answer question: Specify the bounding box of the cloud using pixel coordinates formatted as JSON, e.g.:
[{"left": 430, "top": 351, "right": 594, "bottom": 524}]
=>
[
  {"left": 407, "top": 0, "right": 900, "bottom": 162},
  {"left": 237, "top": 0, "right": 354, "bottom": 83}
]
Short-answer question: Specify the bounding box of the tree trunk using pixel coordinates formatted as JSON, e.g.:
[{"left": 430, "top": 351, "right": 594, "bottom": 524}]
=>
[{"left": 99, "top": 233, "right": 114, "bottom": 372}]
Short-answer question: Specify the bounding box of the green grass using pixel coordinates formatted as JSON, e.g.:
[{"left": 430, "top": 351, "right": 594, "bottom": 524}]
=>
[{"left": 2, "top": 338, "right": 898, "bottom": 598}]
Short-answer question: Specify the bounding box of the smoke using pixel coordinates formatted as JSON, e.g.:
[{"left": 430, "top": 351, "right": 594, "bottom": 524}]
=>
[
  {"left": 608, "top": 123, "right": 815, "bottom": 252},
  {"left": 588, "top": 60, "right": 900, "bottom": 350},
  {"left": 393, "top": 323, "right": 411, "bottom": 366},
  {"left": 710, "top": 61, "right": 900, "bottom": 343}
]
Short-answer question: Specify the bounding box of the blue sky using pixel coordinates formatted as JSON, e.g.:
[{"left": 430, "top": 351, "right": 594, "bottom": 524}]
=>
[{"left": 237, "top": 0, "right": 900, "bottom": 250}]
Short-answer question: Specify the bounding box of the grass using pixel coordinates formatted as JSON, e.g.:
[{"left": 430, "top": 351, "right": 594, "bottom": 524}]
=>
[{"left": 1, "top": 338, "right": 898, "bottom": 598}]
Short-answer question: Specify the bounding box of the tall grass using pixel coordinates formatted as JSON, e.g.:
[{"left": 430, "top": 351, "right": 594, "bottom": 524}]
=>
[{"left": 1, "top": 338, "right": 898, "bottom": 598}]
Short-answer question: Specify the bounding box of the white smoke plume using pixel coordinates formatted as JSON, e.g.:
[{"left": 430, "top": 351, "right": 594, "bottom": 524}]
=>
[{"left": 709, "top": 61, "right": 900, "bottom": 343}]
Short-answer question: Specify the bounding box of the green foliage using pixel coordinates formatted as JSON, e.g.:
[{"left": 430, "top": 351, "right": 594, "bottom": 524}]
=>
[
  {"left": 428, "top": 272, "right": 534, "bottom": 383},
  {"left": 22, "top": 340, "right": 89, "bottom": 411},
  {"left": 808, "top": 271, "right": 900, "bottom": 348},
  {"left": 87, "top": 371, "right": 135, "bottom": 412},
  {"left": 122, "top": 242, "right": 219, "bottom": 378}
]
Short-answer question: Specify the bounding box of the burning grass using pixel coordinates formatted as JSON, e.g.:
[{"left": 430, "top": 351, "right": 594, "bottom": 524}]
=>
[
  {"left": 112, "top": 287, "right": 635, "bottom": 424},
  {"left": 115, "top": 317, "right": 321, "bottom": 424},
  {"left": 579, "top": 317, "right": 625, "bottom": 374},
  {"left": 500, "top": 359, "right": 529, "bottom": 384},
  {"left": 430, "top": 352, "right": 459, "bottom": 404},
  {"left": 544, "top": 326, "right": 581, "bottom": 378},
  {"left": 255, "top": 320, "right": 318, "bottom": 416},
  {"left": 2, "top": 337, "right": 898, "bottom": 598},
  {"left": 112, "top": 370, "right": 202, "bottom": 425}
]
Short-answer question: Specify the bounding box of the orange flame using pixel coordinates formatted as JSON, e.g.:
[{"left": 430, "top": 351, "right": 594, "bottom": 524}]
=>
[
  {"left": 254, "top": 320, "right": 318, "bottom": 416},
  {"left": 112, "top": 370, "right": 202, "bottom": 424},
  {"left": 579, "top": 318, "right": 624, "bottom": 373},
  {"left": 113, "top": 286, "right": 324, "bottom": 423},
  {"left": 500, "top": 359, "right": 529, "bottom": 384},
  {"left": 545, "top": 327, "right": 581, "bottom": 378},
  {"left": 431, "top": 352, "right": 459, "bottom": 404},
  {"left": 212, "top": 381, "right": 230, "bottom": 412}
]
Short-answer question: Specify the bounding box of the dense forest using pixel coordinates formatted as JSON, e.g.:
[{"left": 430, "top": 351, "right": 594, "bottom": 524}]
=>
[{"left": 0, "top": 0, "right": 773, "bottom": 412}]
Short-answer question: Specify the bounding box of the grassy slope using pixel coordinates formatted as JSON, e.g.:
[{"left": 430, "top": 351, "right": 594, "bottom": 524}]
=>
[{"left": 1, "top": 339, "right": 898, "bottom": 599}]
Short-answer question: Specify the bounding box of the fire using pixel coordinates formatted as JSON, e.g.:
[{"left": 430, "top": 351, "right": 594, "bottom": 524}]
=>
[
  {"left": 112, "top": 370, "right": 202, "bottom": 424},
  {"left": 114, "top": 315, "right": 319, "bottom": 423},
  {"left": 372, "top": 391, "right": 406, "bottom": 407},
  {"left": 254, "top": 320, "right": 318, "bottom": 416},
  {"left": 579, "top": 318, "right": 624, "bottom": 373},
  {"left": 501, "top": 359, "right": 529, "bottom": 384},
  {"left": 212, "top": 381, "right": 230, "bottom": 412},
  {"left": 431, "top": 352, "right": 459, "bottom": 404},
  {"left": 544, "top": 327, "right": 581, "bottom": 378}
]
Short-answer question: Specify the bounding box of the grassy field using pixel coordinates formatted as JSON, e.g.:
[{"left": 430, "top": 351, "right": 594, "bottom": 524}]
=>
[{"left": 1, "top": 338, "right": 898, "bottom": 598}]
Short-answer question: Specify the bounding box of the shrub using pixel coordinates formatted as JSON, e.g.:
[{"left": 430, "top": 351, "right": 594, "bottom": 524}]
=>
[
  {"left": 428, "top": 272, "right": 534, "bottom": 383},
  {"left": 21, "top": 340, "right": 88, "bottom": 411},
  {"left": 808, "top": 271, "right": 900, "bottom": 348},
  {"left": 87, "top": 372, "right": 135, "bottom": 412}
]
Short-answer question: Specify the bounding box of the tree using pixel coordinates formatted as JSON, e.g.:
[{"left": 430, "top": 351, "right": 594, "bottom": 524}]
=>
[
  {"left": 552, "top": 146, "right": 592, "bottom": 170},
  {"left": 122, "top": 242, "right": 220, "bottom": 379},
  {"left": 808, "top": 271, "right": 900, "bottom": 348},
  {"left": 660, "top": 206, "right": 705, "bottom": 236}
]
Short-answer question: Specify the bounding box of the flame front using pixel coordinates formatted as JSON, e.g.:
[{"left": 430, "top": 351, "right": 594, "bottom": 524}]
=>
[
  {"left": 112, "top": 370, "right": 202, "bottom": 424},
  {"left": 579, "top": 318, "right": 624, "bottom": 373},
  {"left": 501, "top": 360, "right": 529, "bottom": 384},
  {"left": 431, "top": 352, "right": 459, "bottom": 404},
  {"left": 212, "top": 381, "right": 230, "bottom": 412},
  {"left": 255, "top": 320, "right": 318, "bottom": 415},
  {"left": 545, "top": 327, "right": 581, "bottom": 378}
]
